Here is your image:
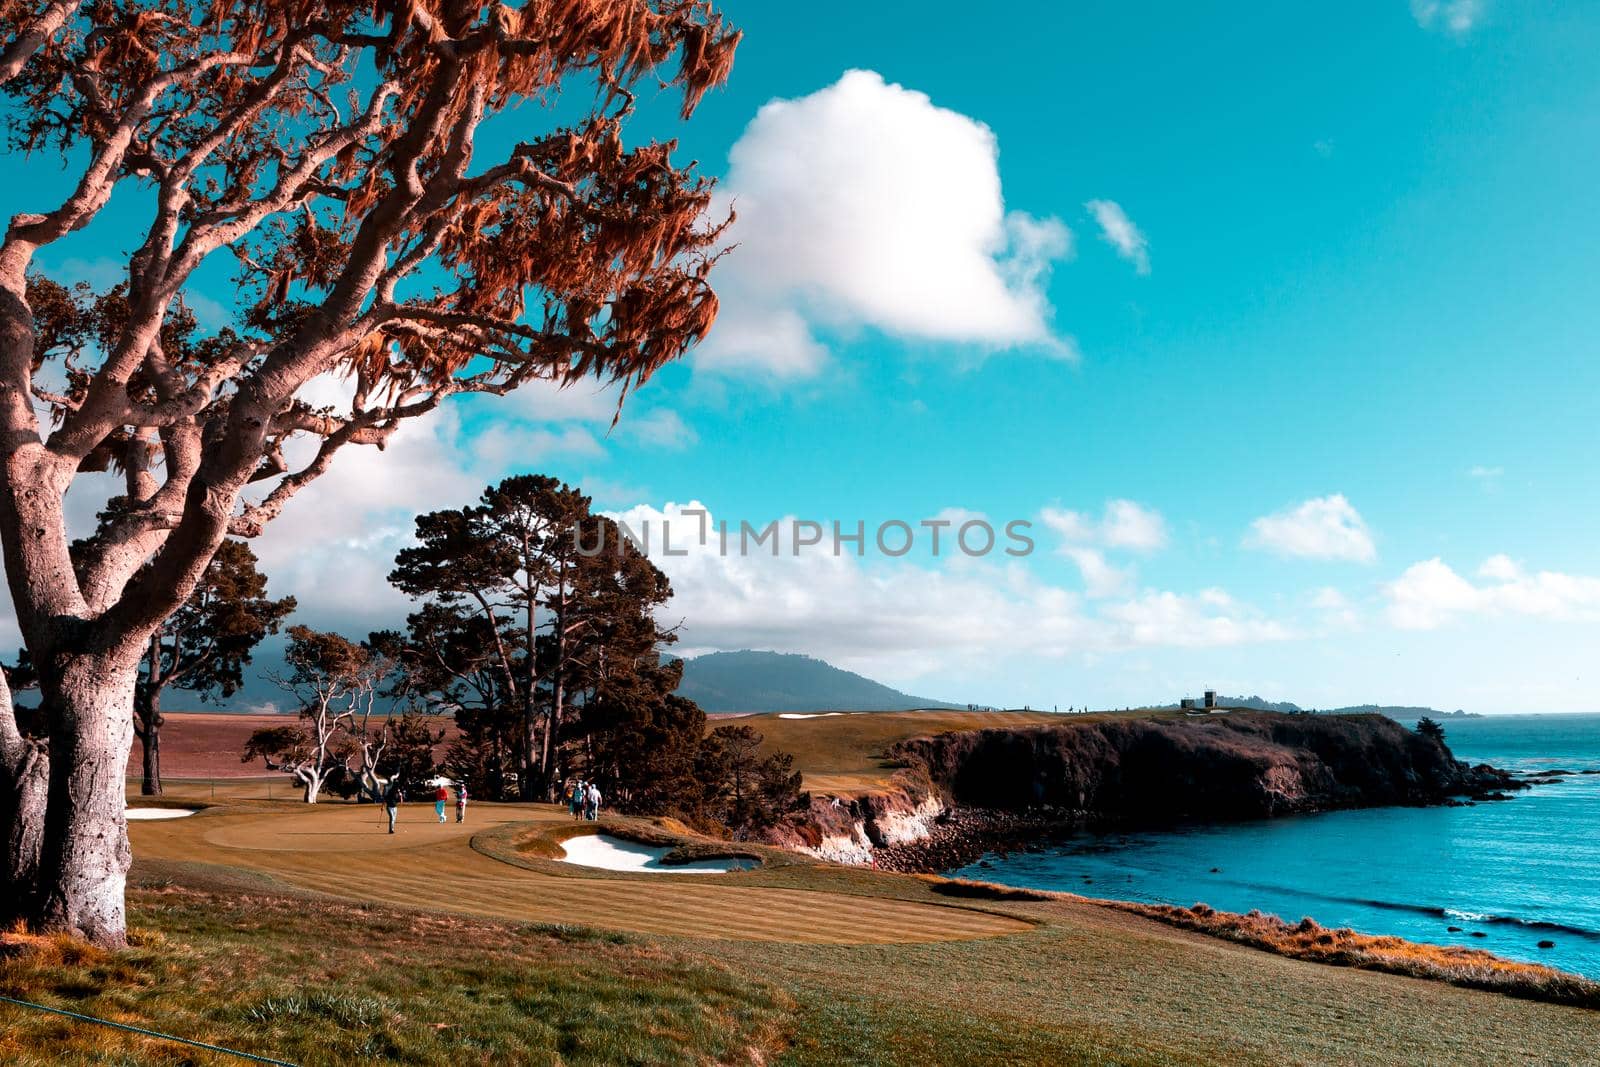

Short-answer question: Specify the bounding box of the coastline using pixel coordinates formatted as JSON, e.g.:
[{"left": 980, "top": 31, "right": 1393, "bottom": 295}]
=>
[{"left": 783, "top": 711, "right": 1529, "bottom": 874}]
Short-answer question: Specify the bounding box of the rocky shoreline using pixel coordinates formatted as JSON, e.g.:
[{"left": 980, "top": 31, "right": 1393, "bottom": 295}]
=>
[
  {"left": 871, "top": 807, "right": 1068, "bottom": 873},
  {"left": 779, "top": 713, "right": 1533, "bottom": 873},
  {"left": 870, "top": 767, "right": 1532, "bottom": 875}
]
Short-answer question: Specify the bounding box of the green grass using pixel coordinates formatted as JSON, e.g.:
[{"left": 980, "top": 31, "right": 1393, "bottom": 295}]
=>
[
  {"left": 1, "top": 888, "right": 790, "bottom": 1066},
  {"left": 7, "top": 881, "right": 1600, "bottom": 1066}
]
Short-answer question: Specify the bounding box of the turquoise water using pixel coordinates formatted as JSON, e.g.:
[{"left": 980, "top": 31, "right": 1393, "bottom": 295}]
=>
[{"left": 949, "top": 714, "right": 1600, "bottom": 978}]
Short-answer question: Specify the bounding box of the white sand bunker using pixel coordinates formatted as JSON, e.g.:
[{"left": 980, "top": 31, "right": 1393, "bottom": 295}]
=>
[
  {"left": 777, "top": 712, "right": 847, "bottom": 719},
  {"left": 558, "top": 834, "right": 755, "bottom": 874},
  {"left": 126, "top": 808, "right": 198, "bottom": 820}
]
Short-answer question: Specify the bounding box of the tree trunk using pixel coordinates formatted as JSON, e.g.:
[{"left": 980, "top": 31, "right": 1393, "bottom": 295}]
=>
[
  {"left": 135, "top": 687, "right": 162, "bottom": 796},
  {"left": 32, "top": 657, "right": 138, "bottom": 947},
  {"left": 543, "top": 596, "right": 567, "bottom": 803},
  {"left": 523, "top": 698, "right": 539, "bottom": 801},
  {"left": 0, "top": 727, "right": 49, "bottom": 926},
  {"left": 303, "top": 773, "right": 322, "bottom": 804}
]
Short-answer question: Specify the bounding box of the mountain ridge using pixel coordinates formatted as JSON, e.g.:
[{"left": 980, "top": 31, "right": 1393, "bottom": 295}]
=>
[{"left": 672, "top": 649, "right": 962, "bottom": 712}]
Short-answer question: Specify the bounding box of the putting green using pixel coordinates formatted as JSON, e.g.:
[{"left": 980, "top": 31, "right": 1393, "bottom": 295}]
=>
[{"left": 131, "top": 801, "right": 1031, "bottom": 945}]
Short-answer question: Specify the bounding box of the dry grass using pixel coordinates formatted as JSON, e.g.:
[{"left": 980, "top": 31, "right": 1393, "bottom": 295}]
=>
[
  {"left": 743, "top": 709, "right": 1095, "bottom": 794},
  {"left": 1, "top": 888, "right": 791, "bottom": 1066},
  {"left": 1114, "top": 901, "right": 1600, "bottom": 1010},
  {"left": 99, "top": 786, "right": 1600, "bottom": 1064}
]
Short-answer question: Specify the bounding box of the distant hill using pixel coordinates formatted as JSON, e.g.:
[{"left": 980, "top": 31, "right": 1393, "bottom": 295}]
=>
[
  {"left": 673, "top": 650, "right": 961, "bottom": 713},
  {"left": 1164, "top": 694, "right": 1472, "bottom": 718}
]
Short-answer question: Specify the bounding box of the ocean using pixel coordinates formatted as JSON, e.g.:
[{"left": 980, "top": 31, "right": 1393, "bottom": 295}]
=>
[{"left": 947, "top": 713, "right": 1600, "bottom": 978}]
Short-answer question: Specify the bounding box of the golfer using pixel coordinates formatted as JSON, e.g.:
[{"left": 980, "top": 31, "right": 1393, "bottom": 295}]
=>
[
  {"left": 434, "top": 782, "right": 449, "bottom": 823},
  {"left": 383, "top": 780, "right": 403, "bottom": 834},
  {"left": 569, "top": 779, "right": 585, "bottom": 820},
  {"left": 455, "top": 782, "right": 468, "bottom": 824}
]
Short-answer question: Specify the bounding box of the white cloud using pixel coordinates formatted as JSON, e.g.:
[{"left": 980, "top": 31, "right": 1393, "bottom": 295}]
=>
[
  {"left": 1245, "top": 495, "right": 1376, "bottom": 563},
  {"left": 1311, "top": 586, "right": 1360, "bottom": 630},
  {"left": 1476, "top": 553, "right": 1520, "bottom": 581},
  {"left": 604, "top": 501, "right": 1284, "bottom": 681},
  {"left": 620, "top": 409, "right": 697, "bottom": 450},
  {"left": 1411, "top": 0, "right": 1484, "bottom": 35},
  {"left": 249, "top": 400, "right": 490, "bottom": 634},
  {"left": 502, "top": 377, "right": 623, "bottom": 423},
  {"left": 1041, "top": 499, "right": 1167, "bottom": 552},
  {"left": 1099, "top": 499, "right": 1168, "bottom": 550},
  {"left": 1384, "top": 555, "right": 1600, "bottom": 630},
  {"left": 1041, "top": 500, "right": 1166, "bottom": 596},
  {"left": 1099, "top": 589, "right": 1291, "bottom": 649},
  {"left": 697, "top": 69, "right": 1071, "bottom": 375},
  {"left": 1060, "top": 546, "right": 1133, "bottom": 599},
  {"left": 243, "top": 372, "right": 652, "bottom": 636},
  {"left": 1085, "top": 199, "right": 1150, "bottom": 275}
]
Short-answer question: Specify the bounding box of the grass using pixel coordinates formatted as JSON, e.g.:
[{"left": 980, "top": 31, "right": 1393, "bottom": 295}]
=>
[
  {"left": 91, "top": 719, "right": 1600, "bottom": 1064},
  {"left": 11, "top": 883, "right": 1600, "bottom": 1067},
  {"left": 741, "top": 709, "right": 1087, "bottom": 794},
  {"left": 0, "top": 888, "right": 790, "bottom": 1066},
  {"left": 128, "top": 801, "right": 1033, "bottom": 944},
  {"left": 1114, "top": 901, "right": 1600, "bottom": 1011}
]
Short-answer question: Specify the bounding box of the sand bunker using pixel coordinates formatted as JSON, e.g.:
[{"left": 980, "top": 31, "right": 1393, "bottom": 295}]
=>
[
  {"left": 126, "top": 808, "right": 199, "bottom": 820},
  {"left": 558, "top": 833, "right": 755, "bottom": 874},
  {"left": 777, "top": 712, "right": 847, "bottom": 720}
]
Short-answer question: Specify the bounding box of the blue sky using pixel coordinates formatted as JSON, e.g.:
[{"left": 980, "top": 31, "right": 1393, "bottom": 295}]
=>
[{"left": 13, "top": 1, "right": 1600, "bottom": 711}]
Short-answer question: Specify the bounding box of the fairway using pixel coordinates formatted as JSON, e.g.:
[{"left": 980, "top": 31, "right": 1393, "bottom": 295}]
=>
[
  {"left": 113, "top": 795, "right": 1600, "bottom": 1066},
  {"left": 129, "top": 801, "right": 1031, "bottom": 945}
]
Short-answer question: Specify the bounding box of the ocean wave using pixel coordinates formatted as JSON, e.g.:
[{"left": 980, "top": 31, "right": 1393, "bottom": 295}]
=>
[{"left": 1225, "top": 880, "right": 1600, "bottom": 941}]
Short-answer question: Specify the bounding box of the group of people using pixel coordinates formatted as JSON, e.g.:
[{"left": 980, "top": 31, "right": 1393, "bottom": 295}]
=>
[
  {"left": 379, "top": 779, "right": 467, "bottom": 834},
  {"left": 565, "top": 778, "right": 603, "bottom": 821},
  {"left": 379, "top": 776, "right": 607, "bottom": 834},
  {"left": 435, "top": 782, "right": 468, "bottom": 824}
]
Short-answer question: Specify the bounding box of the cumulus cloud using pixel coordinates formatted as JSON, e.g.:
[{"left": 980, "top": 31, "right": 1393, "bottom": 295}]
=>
[
  {"left": 1411, "top": 0, "right": 1484, "bottom": 35},
  {"left": 247, "top": 402, "right": 492, "bottom": 635},
  {"left": 1245, "top": 495, "right": 1376, "bottom": 563},
  {"left": 1041, "top": 499, "right": 1167, "bottom": 597},
  {"left": 1060, "top": 546, "right": 1133, "bottom": 599},
  {"left": 1041, "top": 500, "right": 1167, "bottom": 552},
  {"left": 1084, "top": 199, "right": 1150, "bottom": 274},
  {"left": 1384, "top": 555, "right": 1600, "bottom": 630},
  {"left": 697, "top": 69, "right": 1072, "bottom": 375},
  {"left": 1100, "top": 589, "right": 1291, "bottom": 648},
  {"left": 242, "top": 371, "right": 661, "bottom": 636},
  {"left": 604, "top": 501, "right": 1283, "bottom": 681}
]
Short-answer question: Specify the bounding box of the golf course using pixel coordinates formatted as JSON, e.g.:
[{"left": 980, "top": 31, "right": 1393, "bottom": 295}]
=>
[{"left": 2, "top": 710, "right": 1596, "bottom": 1065}]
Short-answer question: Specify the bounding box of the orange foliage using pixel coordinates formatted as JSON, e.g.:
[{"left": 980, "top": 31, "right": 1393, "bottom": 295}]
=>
[{"left": 1117, "top": 901, "right": 1600, "bottom": 1010}]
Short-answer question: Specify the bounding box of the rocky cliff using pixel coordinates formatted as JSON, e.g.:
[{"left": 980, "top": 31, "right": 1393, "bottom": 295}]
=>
[{"left": 768, "top": 713, "right": 1523, "bottom": 869}]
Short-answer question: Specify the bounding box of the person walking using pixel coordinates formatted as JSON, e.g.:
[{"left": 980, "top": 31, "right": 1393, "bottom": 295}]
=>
[
  {"left": 569, "top": 779, "right": 585, "bottom": 820},
  {"left": 455, "top": 782, "right": 468, "bottom": 824},
  {"left": 586, "top": 782, "right": 602, "bottom": 821},
  {"left": 383, "top": 780, "right": 403, "bottom": 834},
  {"left": 434, "top": 782, "right": 449, "bottom": 823}
]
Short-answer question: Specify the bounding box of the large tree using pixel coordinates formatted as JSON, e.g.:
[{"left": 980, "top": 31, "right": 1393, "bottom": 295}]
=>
[
  {"left": 127, "top": 538, "right": 295, "bottom": 796},
  {"left": 389, "top": 474, "right": 589, "bottom": 799},
  {"left": 0, "top": 1, "right": 737, "bottom": 945}
]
